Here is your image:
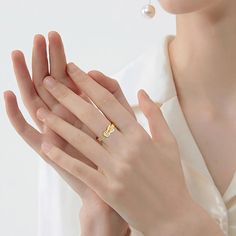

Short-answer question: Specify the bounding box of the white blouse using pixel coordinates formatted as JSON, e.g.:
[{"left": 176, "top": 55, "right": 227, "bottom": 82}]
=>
[{"left": 38, "top": 35, "right": 236, "bottom": 236}]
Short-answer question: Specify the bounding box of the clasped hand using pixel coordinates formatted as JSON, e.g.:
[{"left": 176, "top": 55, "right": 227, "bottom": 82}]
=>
[
  {"left": 4, "top": 32, "right": 197, "bottom": 236},
  {"left": 37, "top": 64, "right": 193, "bottom": 235}
]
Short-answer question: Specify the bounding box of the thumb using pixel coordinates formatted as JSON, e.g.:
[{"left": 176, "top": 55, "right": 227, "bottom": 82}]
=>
[{"left": 137, "top": 89, "right": 171, "bottom": 142}]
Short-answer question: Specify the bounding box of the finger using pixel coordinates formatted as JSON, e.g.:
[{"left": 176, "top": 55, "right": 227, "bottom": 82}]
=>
[
  {"left": 138, "top": 89, "right": 171, "bottom": 142},
  {"left": 11, "top": 50, "right": 36, "bottom": 102},
  {"left": 11, "top": 50, "right": 47, "bottom": 130},
  {"left": 66, "top": 63, "right": 136, "bottom": 132},
  {"left": 48, "top": 31, "right": 83, "bottom": 96},
  {"left": 3, "top": 91, "right": 89, "bottom": 196},
  {"left": 48, "top": 31, "right": 66, "bottom": 79},
  {"left": 10, "top": 51, "right": 90, "bottom": 159},
  {"left": 32, "top": 33, "right": 87, "bottom": 132},
  {"left": 47, "top": 31, "right": 85, "bottom": 122},
  {"left": 48, "top": 31, "right": 70, "bottom": 84},
  {"left": 42, "top": 76, "right": 123, "bottom": 149},
  {"left": 3, "top": 91, "right": 67, "bottom": 161},
  {"left": 41, "top": 142, "right": 107, "bottom": 196},
  {"left": 3, "top": 90, "right": 43, "bottom": 151},
  {"left": 36, "top": 107, "right": 113, "bottom": 171},
  {"left": 32, "top": 34, "right": 58, "bottom": 108},
  {"left": 88, "top": 70, "right": 136, "bottom": 119}
]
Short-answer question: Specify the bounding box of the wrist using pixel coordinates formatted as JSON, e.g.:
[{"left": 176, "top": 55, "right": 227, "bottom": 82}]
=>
[{"left": 80, "top": 203, "right": 129, "bottom": 236}]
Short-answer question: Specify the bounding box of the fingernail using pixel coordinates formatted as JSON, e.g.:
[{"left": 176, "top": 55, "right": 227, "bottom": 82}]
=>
[
  {"left": 142, "top": 90, "right": 150, "bottom": 99},
  {"left": 48, "top": 31, "right": 54, "bottom": 39},
  {"left": 37, "top": 108, "right": 49, "bottom": 122},
  {"left": 41, "top": 142, "right": 53, "bottom": 154},
  {"left": 43, "top": 76, "right": 56, "bottom": 89},
  {"left": 67, "top": 62, "right": 77, "bottom": 73}
]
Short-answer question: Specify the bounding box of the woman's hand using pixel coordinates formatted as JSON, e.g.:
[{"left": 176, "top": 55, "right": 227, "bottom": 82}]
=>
[
  {"left": 4, "top": 32, "right": 131, "bottom": 235},
  {"left": 80, "top": 188, "right": 130, "bottom": 236},
  {"left": 35, "top": 62, "right": 201, "bottom": 235}
]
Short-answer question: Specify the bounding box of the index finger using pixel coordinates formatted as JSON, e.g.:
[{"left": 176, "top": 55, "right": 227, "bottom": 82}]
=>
[{"left": 66, "top": 63, "right": 136, "bottom": 131}]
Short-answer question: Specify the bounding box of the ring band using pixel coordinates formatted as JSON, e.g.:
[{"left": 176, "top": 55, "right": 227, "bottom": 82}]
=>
[{"left": 96, "top": 123, "right": 116, "bottom": 142}]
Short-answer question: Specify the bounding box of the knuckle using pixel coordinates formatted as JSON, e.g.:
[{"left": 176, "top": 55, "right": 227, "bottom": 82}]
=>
[
  {"left": 113, "top": 162, "right": 131, "bottom": 180},
  {"left": 51, "top": 102, "right": 63, "bottom": 114},
  {"left": 131, "top": 126, "right": 150, "bottom": 144},
  {"left": 70, "top": 162, "right": 81, "bottom": 175},
  {"left": 52, "top": 85, "right": 70, "bottom": 100},
  {"left": 78, "top": 105, "right": 95, "bottom": 121},
  {"left": 124, "top": 151, "right": 138, "bottom": 165},
  {"left": 73, "top": 69, "right": 82, "bottom": 77},
  {"left": 120, "top": 144, "right": 138, "bottom": 159},
  {"left": 46, "top": 113, "right": 60, "bottom": 127},
  {"left": 97, "top": 92, "right": 114, "bottom": 108},
  {"left": 70, "top": 132, "right": 81, "bottom": 145},
  {"left": 109, "top": 182, "right": 126, "bottom": 200},
  {"left": 69, "top": 67, "right": 79, "bottom": 76},
  {"left": 49, "top": 147, "right": 61, "bottom": 162},
  {"left": 74, "top": 71, "right": 88, "bottom": 83},
  {"left": 71, "top": 131, "right": 89, "bottom": 147}
]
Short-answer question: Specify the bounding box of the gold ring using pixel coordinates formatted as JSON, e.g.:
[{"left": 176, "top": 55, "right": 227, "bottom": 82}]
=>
[{"left": 96, "top": 123, "right": 116, "bottom": 142}]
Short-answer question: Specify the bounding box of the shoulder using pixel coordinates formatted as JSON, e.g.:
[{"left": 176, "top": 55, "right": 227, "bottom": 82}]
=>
[
  {"left": 111, "top": 45, "right": 158, "bottom": 84},
  {"left": 109, "top": 44, "right": 160, "bottom": 107},
  {"left": 108, "top": 35, "right": 176, "bottom": 107}
]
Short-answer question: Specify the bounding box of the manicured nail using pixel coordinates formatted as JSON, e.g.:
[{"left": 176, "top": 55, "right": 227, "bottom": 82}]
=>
[
  {"left": 67, "top": 62, "right": 77, "bottom": 73},
  {"left": 43, "top": 76, "right": 56, "bottom": 89},
  {"left": 36, "top": 108, "right": 49, "bottom": 122},
  {"left": 41, "top": 142, "right": 53, "bottom": 154}
]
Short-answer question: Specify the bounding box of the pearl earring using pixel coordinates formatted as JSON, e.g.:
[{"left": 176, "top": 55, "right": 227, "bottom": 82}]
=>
[{"left": 141, "top": 0, "right": 156, "bottom": 18}]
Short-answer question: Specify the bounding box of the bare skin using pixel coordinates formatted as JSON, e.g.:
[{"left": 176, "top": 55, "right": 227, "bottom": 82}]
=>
[
  {"left": 3, "top": 0, "right": 235, "bottom": 235},
  {"left": 4, "top": 32, "right": 225, "bottom": 235},
  {"left": 4, "top": 32, "right": 130, "bottom": 235},
  {"left": 168, "top": 0, "right": 236, "bottom": 196}
]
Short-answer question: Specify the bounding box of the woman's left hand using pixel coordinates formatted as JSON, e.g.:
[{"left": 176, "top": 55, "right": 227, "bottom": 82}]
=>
[{"left": 36, "top": 62, "right": 199, "bottom": 235}]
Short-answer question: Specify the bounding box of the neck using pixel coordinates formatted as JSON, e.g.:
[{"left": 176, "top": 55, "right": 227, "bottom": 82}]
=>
[{"left": 169, "top": 1, "right": 236, "bottom": 111}]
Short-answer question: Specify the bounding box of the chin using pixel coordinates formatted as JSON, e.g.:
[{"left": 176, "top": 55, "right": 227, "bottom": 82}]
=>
[{"left": 159, "top": 0, "right": 222, "bottom": 14}]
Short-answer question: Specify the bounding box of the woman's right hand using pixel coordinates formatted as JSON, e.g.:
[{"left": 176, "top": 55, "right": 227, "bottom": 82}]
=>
[{"left": 3, "top": 31, "right": 133, "bottom": 235}]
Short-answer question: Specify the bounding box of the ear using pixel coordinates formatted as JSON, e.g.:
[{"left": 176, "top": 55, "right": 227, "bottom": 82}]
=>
[{"left": 137, "top": 89, "right": 171, "bottom": 142}]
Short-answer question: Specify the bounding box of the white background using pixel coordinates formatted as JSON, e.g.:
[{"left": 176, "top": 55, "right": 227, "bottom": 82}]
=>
[{"left": 0, "top": 0, "right": 175, "bottom": 235}]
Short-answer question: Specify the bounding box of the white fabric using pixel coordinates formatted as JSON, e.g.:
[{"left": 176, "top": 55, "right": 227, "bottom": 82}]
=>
[{"left": 38, "top": 35, "right": 236, "bottom": 236}]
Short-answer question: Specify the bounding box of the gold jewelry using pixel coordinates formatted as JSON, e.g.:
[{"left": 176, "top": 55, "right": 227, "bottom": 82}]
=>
[{"left": 96, "top": 123, "right": 116, "bottom": 142}]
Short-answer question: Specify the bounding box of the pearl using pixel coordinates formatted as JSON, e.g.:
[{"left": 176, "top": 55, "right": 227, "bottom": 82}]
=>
[{"left": 141, "top": 4, "right": 156, "bottom": 18}]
